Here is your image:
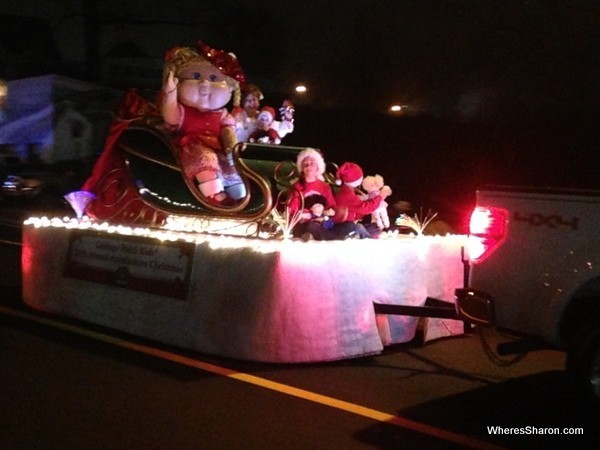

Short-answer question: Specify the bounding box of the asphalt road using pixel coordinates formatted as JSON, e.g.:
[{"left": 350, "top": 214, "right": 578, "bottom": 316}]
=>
[{"left": 1, "top": 202, "right": 599, "bottom": 449}]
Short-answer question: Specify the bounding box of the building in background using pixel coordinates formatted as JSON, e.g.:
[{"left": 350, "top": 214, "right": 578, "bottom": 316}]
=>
[{"left": 0, "top": 74, "right": 119, "bottom": 165}]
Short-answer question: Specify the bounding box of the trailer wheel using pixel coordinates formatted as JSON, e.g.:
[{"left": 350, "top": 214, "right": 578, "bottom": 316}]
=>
[{"left": 567, "top": 326, "right": 600, "bottom": 406}]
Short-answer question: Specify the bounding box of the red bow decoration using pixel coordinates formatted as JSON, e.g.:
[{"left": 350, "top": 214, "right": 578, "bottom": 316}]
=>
[
  {"left": 163, "top": 42, "right": 247, "bottom": 90},
  {"left": 196, "top": 41, "right": 246, "bottom": 90}
]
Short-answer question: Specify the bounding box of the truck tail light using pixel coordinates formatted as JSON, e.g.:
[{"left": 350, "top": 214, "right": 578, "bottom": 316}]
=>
[{"left": 467, "top": 206, "right": 509, "bottom": 264}]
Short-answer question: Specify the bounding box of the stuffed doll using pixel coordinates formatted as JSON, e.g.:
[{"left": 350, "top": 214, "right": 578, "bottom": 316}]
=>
[
  {"left": 232, "top": 86, "right": 294, "bottom": 143},
  {"left": 309, "top": 203, "right": 334, "bottom": 229},
  {"left": 248, "top": 106, "right": 281, "bottom": 144},
  {"left": 161, "top": 42, "right": 247, "bottom": 205},
  {"left": 276, "top": 100, "right": 295, "bottom": 138},
  {"left": 361, "top": 174, "right": 392, "bottom": 230},
  {"left": 305, "top": 194, "right": 334, "bottom": 230},
  {"left": 232, "top": 83, "right": 263, "bottom": 142}
]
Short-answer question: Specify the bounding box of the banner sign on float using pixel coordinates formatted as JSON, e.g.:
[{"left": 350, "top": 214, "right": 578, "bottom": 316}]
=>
[{"left": 63, "top": 230, "right": 195, "bottom": 300}]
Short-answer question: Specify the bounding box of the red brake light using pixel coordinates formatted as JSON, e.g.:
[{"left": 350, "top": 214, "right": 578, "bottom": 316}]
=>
[{"left": 467, "top": 206, "right": 509, "bottom": 264}]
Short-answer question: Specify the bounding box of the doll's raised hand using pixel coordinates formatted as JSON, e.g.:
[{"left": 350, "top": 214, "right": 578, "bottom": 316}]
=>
[{"left": 164, "top": 70, "right": 179, "bottom": 95}]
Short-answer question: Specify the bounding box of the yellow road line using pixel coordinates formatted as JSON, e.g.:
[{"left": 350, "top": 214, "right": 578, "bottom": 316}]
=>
[{"left": 0, "top": 305, "right": 504, "bottom": 450}]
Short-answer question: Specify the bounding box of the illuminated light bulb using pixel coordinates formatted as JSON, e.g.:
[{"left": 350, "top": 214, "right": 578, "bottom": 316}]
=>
[{"left": 23, "top": 213, "right": 467, "bottom": 260}]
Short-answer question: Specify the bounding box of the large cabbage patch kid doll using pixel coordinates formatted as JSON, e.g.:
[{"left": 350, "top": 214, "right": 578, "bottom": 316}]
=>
[
  {"left": 162, "top": 42, "right": 247, "bottom": 205},
  {"left": 80, "top": 41, "right": 247, "bottom": 225}
]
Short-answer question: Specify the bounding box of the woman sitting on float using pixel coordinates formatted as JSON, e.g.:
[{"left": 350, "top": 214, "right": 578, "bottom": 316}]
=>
[{"left": 287, "top": 148, "right": 368, "bottom": 240}]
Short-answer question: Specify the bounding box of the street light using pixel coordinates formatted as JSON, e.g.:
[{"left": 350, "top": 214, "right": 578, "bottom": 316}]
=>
[
  {"left": 389, "top": 104, "right": 408, "bottom": 113},
  {"left": 294, "top": 84, "right": 308, "bottom": 94}
]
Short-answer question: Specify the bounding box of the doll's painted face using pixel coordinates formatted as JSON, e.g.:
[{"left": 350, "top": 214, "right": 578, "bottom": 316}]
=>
[
  {"left": 176, "top": 61, "right": 232, "bottom": 111},
  {"left": 310, "top": 203, "right": 324, "bottom": 216},
  {"left": 243, "top": 93, "right": 260, "bottom": 116},
  {"left": 256, "top": 111, "right": 272, "bottom": 130}
]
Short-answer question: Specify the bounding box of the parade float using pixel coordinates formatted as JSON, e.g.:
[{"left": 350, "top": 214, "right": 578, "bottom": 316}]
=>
[{"left": 21, "top": 41, "right": 468, "bottom": 363}]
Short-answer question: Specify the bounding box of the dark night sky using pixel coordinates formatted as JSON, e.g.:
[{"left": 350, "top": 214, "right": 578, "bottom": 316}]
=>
[
  {"left": 2, "top": 1, "right": 600, "bottom": 228},
  {"left": 229, "top": 0, "right": 600, "bottom": 120},
  {"left": 3, "top": 1, "right": 599, "bottom": 118}
]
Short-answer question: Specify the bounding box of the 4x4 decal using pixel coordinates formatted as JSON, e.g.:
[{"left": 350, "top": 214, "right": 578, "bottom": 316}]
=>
[{"left": 513, "top": 211, "right": 579, "bottom": 230}]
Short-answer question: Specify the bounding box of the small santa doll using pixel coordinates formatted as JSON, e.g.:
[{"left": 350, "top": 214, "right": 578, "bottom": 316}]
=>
[{"left": 248, "top": 106, "right": 281, "bottom": 144}]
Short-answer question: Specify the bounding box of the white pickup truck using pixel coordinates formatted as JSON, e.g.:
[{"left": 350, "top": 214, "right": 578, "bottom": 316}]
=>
[{"left": 454, "top": 186, "right": 600, "bottom": 404}]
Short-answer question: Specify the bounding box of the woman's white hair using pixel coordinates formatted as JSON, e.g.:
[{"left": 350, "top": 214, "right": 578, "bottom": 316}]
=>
[{"left": 296, "top": 147, "right": 326, "bottom": 180}]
